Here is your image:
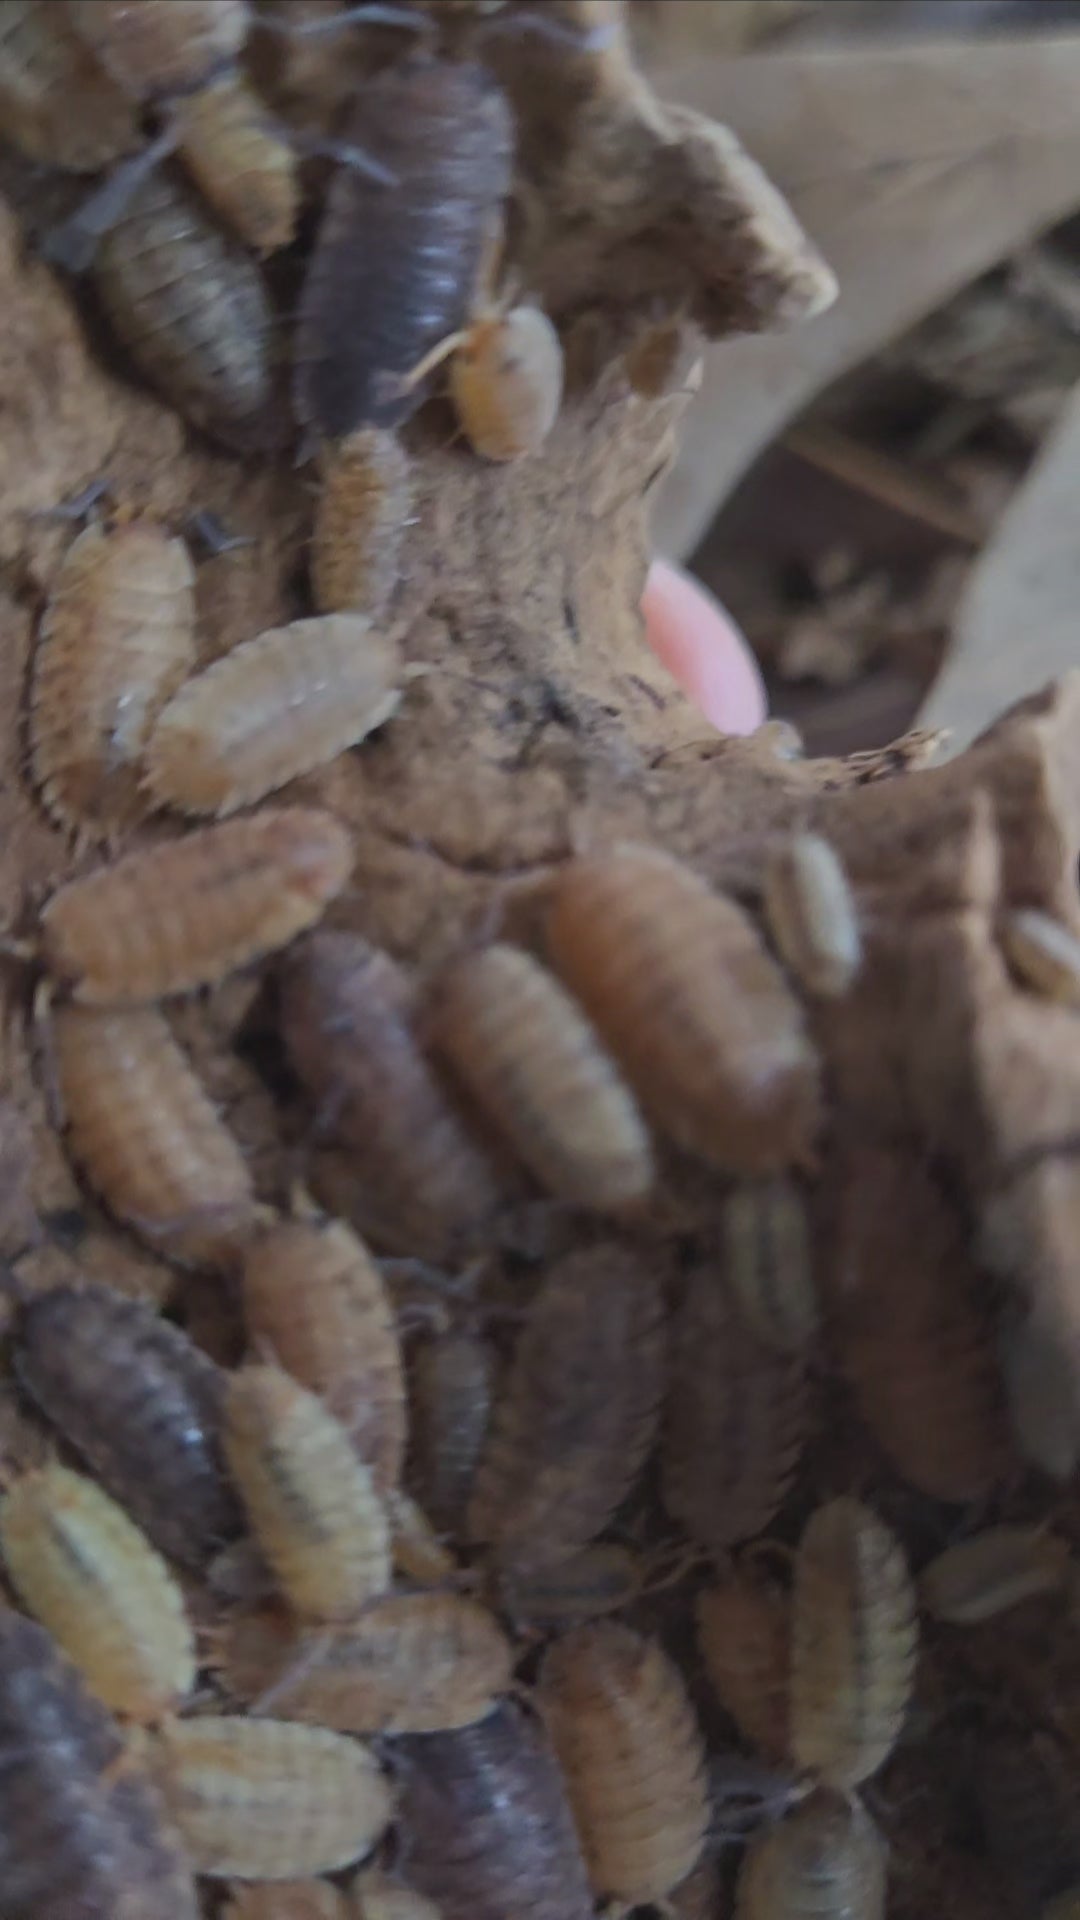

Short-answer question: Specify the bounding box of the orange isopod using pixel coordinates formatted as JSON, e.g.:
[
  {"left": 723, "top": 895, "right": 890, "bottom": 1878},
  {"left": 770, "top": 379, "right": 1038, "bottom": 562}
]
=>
[
  {"left": 52, "top": 1002, "right": 262, "bottom": 1267},
  {"left": 735, "top": 1788, "right": 886, "bottom": 1920},
  {"left": 240, "top": 1214, "right": 406, "bottom": 1493},
  {"left": 30, "top": 519, "right": 196, "bottom": 837},
  {"left": 224, "top": 1884, "right": 348, "bottom": 1920},
  {"left": 64, "top": 0, "right": 250, "bottom": 98},
  {"left": 311, "top": 428, "right": 414, "bottom": 623},
  {"left": 0, "top": 0, "right": 137, "bottom": 170},
  {"left": 696, "top": 1568, "right": 791, "bottom": 1763},
  {"left": 0, "top": 1462, "right": 195, "bottom": 1720},
  {"left": 428, "top": 942, "right": 654, "bottom": 1210},
  {"left": 172, "top": 70, "right": 299, "bottom": 254},
  {"left": 145, "top": 616, "right": 402, "bottom": 818},
  {"left": 224, "top": 1363, "right": 392, "bottom": 1622},
  {"left": 449, "top": 304, "right": 564, "bottom": 463},
  {"left": 547, "top": 844, "right": 821, "bottom": 1174},
  {"left": 540, "top": 1622, "right": 710, "bottom": 1907},
  {"left": 41, "top": 807, "right": 352, "bottom": 1003}
]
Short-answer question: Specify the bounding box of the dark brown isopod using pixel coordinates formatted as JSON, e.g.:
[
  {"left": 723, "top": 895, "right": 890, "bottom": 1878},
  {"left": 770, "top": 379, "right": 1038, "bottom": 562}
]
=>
[
  {"left": 13, "top": 1282, "right": 242, "bottom": 1571},
  {"left": 407, "top": 1325, "right": 494, "bottom": 1536}
]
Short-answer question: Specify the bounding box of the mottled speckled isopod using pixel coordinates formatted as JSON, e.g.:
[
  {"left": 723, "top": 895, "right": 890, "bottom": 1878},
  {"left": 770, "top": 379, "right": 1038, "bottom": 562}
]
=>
[
  {"left": 351, "top": 1870, "right": 441, "bottom": 1920},
  {"left": 540, "top": 1622, "right": 709, "bottom": 1908},
  {"left": 224, "top": 1885, "right": 348, "bottom": 1920},
  {"left": 919, "top": 1526, "right": 1071, "bottom": 1624},
  {"left": 498, "top": 1543, "right": 643, "bottom": 1631},
  {"left": 661, "top": 1266, "right": 808, "bottom": 1558},
  {"left": 696, "top": 1569, "right": 791, "bottom": 1763},
  {"left": 394, "top": 1698, "right": 593, "bottom": 1920},
  {"left": 468, "top": 1245, "right": 666, "bottom": 1575},
  {"left": 790, "top": 1497, "right": 917, "bottom": 1790},
  {"left": 762, "top": 831, "right": 861, "bottom": 999},
  {"left": 311, "top": 428, "right": 413, "bottom": 622},
  {"left": 0, "top": 1462, "right": 195, "bottom": 1720},
  {"left": 722, "top": 1176, "right": 818, "bottom": 1354},
  {"left": 408, "top": 1324, "right": 494, "bottom": 1536},
  {"left": 30, "top": 519, "right": 196, "bottom": 838},
  {"left": 222, "top": 1590, "right": 513, "bottom": 1733},
  {"left": 279, "top": 930, "right": 500, "bottom": 1261},
  {"left": 241, "top": 1215, "right": 406, "bottom": 1493},
  {"left": 13, "top": 1281, "right": 242, "bottom": 1570},
  {"left": 547, "top": 845, "right": 821, "bottom": 1173},
  {"left": 0, "top": 0, "right": 136, "bottom": 170},
  {"left": 155, "top": 1713, "right": 392, "bottom": 1880},
  {"left": 42, "top": 806, "right": 352, "bottom": 1004},
  {"left": 295, "top": 55, "right": 514, "bottom": 437},
  {"left": 172, "top": 71, "right": 299, "bottom": 254},
  {"left": 224, "top": 1363, "right": 391, "bottom": 1621},
  {"left": 52, "top": 1003, "right": 262, "bottom": 1267},
  {"left": 449, "top": 304, "right": 564, "bottom": 462},
  {"left": 145, "top": 615, "right": 402, "bottom": 817},
  {"left": 0, "top": 1609, "right": 198, "bottom": 1919},
  {"left": 65, "top": 0, "right": 250, "bottom": 98},
  {"left": 1002, "top": 908, "right": 1080, "bottom": 1007},
  {"left": 735, "top": 1788, "right": 886, "bottom": 1920}
]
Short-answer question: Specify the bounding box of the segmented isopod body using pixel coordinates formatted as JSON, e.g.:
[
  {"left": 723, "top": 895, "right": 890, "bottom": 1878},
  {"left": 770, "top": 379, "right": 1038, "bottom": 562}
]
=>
[
  {"left": 499, "top": 1544, "right": 643, "bottom": 1630},
  {"left": 154, "top": 1714, "right": 392, "bottom": 1880},
  {"left": 920, "top": 1526, "right": 1071, "bottom": 1624},
  {"left": 172, "top": 71, "right": 299, "bottom": 253},
  {"left": 467, "top": 1245, "right": 666, "bottom": 1575},
  {"left": 42, "top": 806, "right": 351, "bottom": 1003},
  {"left": 295, "top": 55, "right": 514, "bottom": 436},
  {"left": 1002, "top": 908, "right": 1080, "bottom": 1006},
  {"left": 222, "top": 1590, "right": 513, "bottom": 1733},
  {"left": 762, "top": 832, "right": 861, "bottom": 999},
  {"left": 279, "top": 930, "right": 499, "bottom": 1261},
  {"left": 52, "top": 1003, "right": 262, "bottom": 1266},
  {"left": 429, "top": 942, "right": 654, "bottom": 1210},
  {"left": 790, "top": 1497, "right": 917, "bottom": 1790},
  {"left": 311, "top": 428, "right": 413, "bottom": 621},
  {"left": 224, "top": 1363, "right": 391, "bottom": 1621},
  {"left": 722, "top": 1176, "right": 818, "bottom": 1353},
  {"left": 92, "top": 171, "right": 278, "bottom": 451},
  {"left": 547, "top": 845, "right": 821, "bottom": 1173},
  {"left": 735, "top": 1788, "right": 886, "bottom": 1920},
  {"left": 0, "top": 1609, "right": 198, "bottom": 1919},
  {"left": 145, "top": 615, "right": 402, "bottom": 817},
  {"left": 450, "top": 304, "right": 564, "bottom": 462},
  {"left": 30, "top": 520, "right": 196, "bottom": 837},
  {"left": 65, "top": 0, "right": 250, "bottom": 97},
  {"left": 13, "top": 1281, "right": 242, "bottom": 1570},
  {"left": 351, "top": 1870, "right": 441, "bottom": 1920},
  {"left": 224, "top": 1886, "right": 348, "bottom": 1920},
  {"left": 0, "top": 0, "right": 136, "bottom": 169},
  {"left": 394, "top": 1699, "right": 593, "bottom": 1920},
  {"left": 241, "top": 1215, "right": 406, "bottom": 1492},
  {"left": 407, "top": 1325, "right": 494, "bottom": 1534},
  {"left": 696, "top": 1570, "right": 791, "bottom": 1763},
  {"left": 661, "top": 1266, "right": 807, "bottom": 1557},
  {"left": 540, "top": 1623, "right": 709, "bottom": 1906}
]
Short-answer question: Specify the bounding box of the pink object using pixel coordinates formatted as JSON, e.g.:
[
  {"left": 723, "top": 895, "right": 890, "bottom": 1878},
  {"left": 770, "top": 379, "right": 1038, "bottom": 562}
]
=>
[{"left": 641, "top": 559, "right": 766, "bottom": 735}]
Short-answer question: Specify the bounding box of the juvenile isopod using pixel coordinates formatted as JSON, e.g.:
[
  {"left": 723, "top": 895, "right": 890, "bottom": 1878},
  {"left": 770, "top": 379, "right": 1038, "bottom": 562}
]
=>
[
  {"left": 721, "top": 1176, "right": 818, "bottom": 1353},
  {"left": 241, "top": 1214, "right": 406, "bottom": 1492},
  {"left": 429, "top": 942, "right": 654, "bottom": 1210},
  {"left": 153, "top": 1714, "right": 393, "bottom": 1880},
  {"left": 547, "top": 844, "right": 822, "bottom": 1173},
  {"left": 221, "top": 1590, "right": 513, "bottom": 1733},
  {"left": 65, "top": 0, "right": 250, "bottom": 98},
  {"left": 224, "top": 1885, "right": 348, "bottom": 1920},
  {"left": 467, "top": 1245, "right": 666, "bottom": 1575},
  {"left": 171, "top": 70, "right": 299, "bottom": 254},
  {"left": 0, "top": 0, "right": 137, "bottom": 170},
  {"left": 145, "top": 615, "right": 402, "bottom": 817},
  {"left": 0, "top": 1609, "right": 199, "bottom": 1919},
  {"left": 51, "top": 1003, "right": 263, "bottom": 1267},
  {"left": 762, "top": 831, "right": 862, "bottom": 999},
  {"left": 498, "top": 1543, "right": 644, "bottom": 1631},
  {"left": 13, "top": 1281, "right": 243, "bottom": 1570},
  {"left": 790, "top": 1497, "right": 917, "bottom": 1790},
  {"left": 224, "top": 1363, "right": 392, "bottom": 1621},
  {"left": 735, "top": 1788, "right": 886, "bottom": 1920},
  {"left": 407, "top": 1324, "right": 494, "bottom": 1535},
  {"left": 540, "top": 1622, "right": 710, "bottom": 1907},
  {"left": 696, "top": 1569, "right": 791, "bottom": 1763},
  {"left": 311, "top": 428, "right": 413, "bottom": 622},
  {"left": 351, "top": 1870, "right": 441, "bottom": 1920},
  {"left": 0, "top": 1462, "right": 195, "bottom": 1720},
  {"left": 919, "top": 1526, "right": 1071, "bottom": 1624},
  {"left": 41, "top": 806, "right": 352, "bottom": 1004},
  {"left": 279, "top": 930, "right": 500, "bottom": 1261},
  {"left": 448, "top": 302, "right": 564, "bottom": 462},
  {"left": 1002, "top": 908, "right": 1080, "bottom": 1007},
  {"left": 30, "top": 518, "right": 196, "bottom": 837}
]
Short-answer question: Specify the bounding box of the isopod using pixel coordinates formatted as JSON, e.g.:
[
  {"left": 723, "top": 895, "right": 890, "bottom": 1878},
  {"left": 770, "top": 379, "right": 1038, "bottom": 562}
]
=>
[
  {"left": 221, "top": 1590, "right": 513, "bottom": 1733},
  {"left": 449, "top": 303, "right": 564, "bottom": 462},
  {"left": 721, "top": 1176, "right": 818, "bottom": 1353},
  {"left": 0, "top": 1609, "right": 198, "bottom": 1919},
  {"left": 311, "top": 428, "right": 413, "bottom": 621},
  {"left": 467, "top": 1245, "right": 666, "bottom": 1575},
  {"left": 241, "top": 1214, "right": 406, "bottom": 1492},
  {"left": 171, "top": 70, "right": 299, "bottom": 254},
  {"left": 498, "top": 1543, "right": 644, "bottom": 1631},
  {"left": 41, "top": 807, "right": 352, "bottom": 1004},
  {"left": 735, "top": 1788, "right": 886, "bottom": 1920},
  {"left": 393, "top": 1698, "right": 593, "bottom": 1920},
  {"left": 920, "top": 1526, "right": 1071, "bottom": 1625},
  {"left": 1002, "top": 908, "right": 1080, "bottom": 1007},
  {"left": 224, "top": 1885, "right": 348, "bottom": 1920},
  {"left": 762, "top": 831, "right": 862, "bottom": 999},
  {"left": 407, "top": 1324, "right": 494, "bottom": 1534},
  {"left": 790, "top": 1497, "right": 917, "bottom": 1790},
  {"left": 145, "top": 615, "right": 402, "bottom": 817},
  {"left": 295, "top": 54, "right": 514, "bottom": 436},
  {"left": 547, "top": 844, "right": 822, "bottom": 1173},
  {"left": 0, "top": 1462, "right": 195, "bottom": 1720},
  {"left": 279, "top": 930, "right": 500, "bottom": 1261},
  {"left": 51, "top": 1002, "right": 261, "bottom": 1266},
  {"left": 13, "top": 1281, "right": 243, "bottom": 1570},
  {"left": 696, "top": 1569, "right": 791, "bottom": 1763},
  {"left": 351, "top": 1870, "right": 441, "bottom": 1920},
  {"left": 65, "top": 0, "right": 250, "bottom": 98},
  {"left": 30, "top": 518, "right": 196, "bottom": 836},
  {"left": 661, "top": 1266, "right": 808, "bottom": 1558},
  {"left": 224, "top": 1363, "right": 391, "bottom": 1621},
  {"left": 0, "top": 0, "right": 136, "bottom": 170},
  {"left": 153, "top": 1714, "right": 392, "bottom": 1880},
  {"left": 540, "top": 1622, "right": 709, "bottom": 1907},
  {"left": 429, "top": 942, "right": 654, "bottom": 1210}
]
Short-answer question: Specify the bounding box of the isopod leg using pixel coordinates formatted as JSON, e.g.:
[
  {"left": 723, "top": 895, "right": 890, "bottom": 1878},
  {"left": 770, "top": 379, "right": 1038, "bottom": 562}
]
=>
[{"left": 42, "top": 125, "right": 180, "bottom": 273}]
